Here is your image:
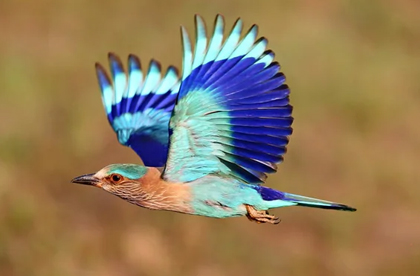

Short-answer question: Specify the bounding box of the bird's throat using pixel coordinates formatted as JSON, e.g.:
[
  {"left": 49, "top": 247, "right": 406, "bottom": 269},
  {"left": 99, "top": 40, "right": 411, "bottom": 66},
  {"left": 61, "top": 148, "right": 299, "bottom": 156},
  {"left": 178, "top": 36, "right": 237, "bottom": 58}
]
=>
[{"left": 129, "top": 167, "right": 193, "bottom": 214}]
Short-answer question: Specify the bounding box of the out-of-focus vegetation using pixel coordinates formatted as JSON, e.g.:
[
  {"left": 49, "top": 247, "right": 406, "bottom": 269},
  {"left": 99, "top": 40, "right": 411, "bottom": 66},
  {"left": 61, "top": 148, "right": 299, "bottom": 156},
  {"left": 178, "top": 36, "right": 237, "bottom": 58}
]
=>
[{"left": 0, "top": 0, "right": 419, "bottom": 275}]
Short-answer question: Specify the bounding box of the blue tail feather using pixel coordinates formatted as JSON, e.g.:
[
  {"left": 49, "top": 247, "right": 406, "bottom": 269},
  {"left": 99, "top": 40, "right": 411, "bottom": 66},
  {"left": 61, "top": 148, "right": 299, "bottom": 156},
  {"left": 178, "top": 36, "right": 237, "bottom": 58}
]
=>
[{"left": 253, "top": 186, "right": 357, "bottom": 212}]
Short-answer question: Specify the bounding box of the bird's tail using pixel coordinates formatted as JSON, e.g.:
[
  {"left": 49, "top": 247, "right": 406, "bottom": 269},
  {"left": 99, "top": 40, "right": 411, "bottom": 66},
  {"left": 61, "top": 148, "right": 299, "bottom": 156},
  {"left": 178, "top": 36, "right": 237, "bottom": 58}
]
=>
[{"left": 255, "top": 186, "right": 357, "bottom": 212}]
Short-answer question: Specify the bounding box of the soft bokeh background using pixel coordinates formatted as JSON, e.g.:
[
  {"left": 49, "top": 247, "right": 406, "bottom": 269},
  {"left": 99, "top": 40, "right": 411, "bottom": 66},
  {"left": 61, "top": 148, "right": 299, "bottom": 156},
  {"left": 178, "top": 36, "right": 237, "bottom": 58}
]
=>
[{"left": 1, "top": 0, "right": 419, "bottom": 275}]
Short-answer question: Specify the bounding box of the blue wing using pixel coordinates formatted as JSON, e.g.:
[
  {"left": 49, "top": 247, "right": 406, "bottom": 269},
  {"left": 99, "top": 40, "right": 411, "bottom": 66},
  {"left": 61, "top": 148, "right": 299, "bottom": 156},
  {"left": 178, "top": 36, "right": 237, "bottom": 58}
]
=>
[
  {"left": 162, "top": 15, "right": 293, "bottom": 184},
  {"left": 96, "top": 53, "right": 181, "bottom": 167}
]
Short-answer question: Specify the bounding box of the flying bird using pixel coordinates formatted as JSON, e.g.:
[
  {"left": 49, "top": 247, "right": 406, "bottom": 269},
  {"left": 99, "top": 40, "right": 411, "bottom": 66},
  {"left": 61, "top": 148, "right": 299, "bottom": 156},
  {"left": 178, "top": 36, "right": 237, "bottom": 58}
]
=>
[{"left": 72, "top": 15, "right": 356, "bottom": 224}]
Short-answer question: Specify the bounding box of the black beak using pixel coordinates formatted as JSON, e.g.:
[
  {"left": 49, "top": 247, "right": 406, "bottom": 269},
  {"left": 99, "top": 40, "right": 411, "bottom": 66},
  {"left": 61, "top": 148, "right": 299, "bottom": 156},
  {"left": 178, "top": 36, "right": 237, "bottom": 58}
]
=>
[{"left": 71, "top": 173, "right": 100, "bottom": 186}]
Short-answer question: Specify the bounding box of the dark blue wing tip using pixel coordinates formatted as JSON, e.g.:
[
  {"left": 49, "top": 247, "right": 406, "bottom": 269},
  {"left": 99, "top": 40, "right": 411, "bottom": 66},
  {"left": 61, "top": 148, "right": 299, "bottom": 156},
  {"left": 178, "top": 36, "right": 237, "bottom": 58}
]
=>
[
  {"left": 194, "top": 14, "right": 202, "bottom": 24},
  {"left": 95, "top": 62, "right": 111, "bottom": 90},
  {"left": 255, "top": 37, "right": 268, "bottom": 46},
  {"left": 167, "top": 65, "right": 179, "bottom": 77},
  {"left": 268, "top": 62, "right": 280, "bottom": 72},
  {"left": 215, "top": 14, "right": 224, "bottom": 23},
  {"left": 128, "top": 54, "right": 141, "bottom": 72},
  {"left": 148, "top": 59, "right": 162, "bottom": 73},
  {"left": 108, "top": 52, "right": 120, "bottom": 62},
  {"left": 95, "top": 62, "right": 105, "bottom": 77},
  {"left": 263, "top": 49, "right": 275, "bottom": 58},
  {"left": 246, "top": 24, "right": 259, "bottom": 36},
  {"left": 108, "top": 52, "right": 125, "bottom": 76}
]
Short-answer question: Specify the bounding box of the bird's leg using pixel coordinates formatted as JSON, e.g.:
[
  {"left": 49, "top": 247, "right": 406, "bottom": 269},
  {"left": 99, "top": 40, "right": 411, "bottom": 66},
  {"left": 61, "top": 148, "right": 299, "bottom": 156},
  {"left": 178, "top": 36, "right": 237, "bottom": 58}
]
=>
[{"left": 245, "top": 205, "right": 280, "bottom": 224}]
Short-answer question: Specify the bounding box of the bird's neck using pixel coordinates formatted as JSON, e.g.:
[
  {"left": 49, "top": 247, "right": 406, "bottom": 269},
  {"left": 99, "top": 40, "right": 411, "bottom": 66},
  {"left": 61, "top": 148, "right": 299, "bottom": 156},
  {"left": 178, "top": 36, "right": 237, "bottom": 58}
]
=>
[{"left": 131, "top": 167, "right": 193, "bottom": 214}]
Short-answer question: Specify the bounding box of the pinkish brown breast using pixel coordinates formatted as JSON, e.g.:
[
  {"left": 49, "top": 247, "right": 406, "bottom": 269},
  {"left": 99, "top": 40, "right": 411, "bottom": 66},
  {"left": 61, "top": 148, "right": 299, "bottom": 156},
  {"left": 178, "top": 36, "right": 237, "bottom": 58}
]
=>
[{"left": 136, "top": 167, "right": 193, "bottom": 214}]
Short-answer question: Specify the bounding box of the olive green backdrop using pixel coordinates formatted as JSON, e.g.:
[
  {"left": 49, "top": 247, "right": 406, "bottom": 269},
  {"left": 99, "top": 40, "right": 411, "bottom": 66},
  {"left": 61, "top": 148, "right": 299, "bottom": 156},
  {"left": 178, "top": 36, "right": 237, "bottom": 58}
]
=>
[{"left": 0, "top": 0, "right": 419, "bottom": 275}]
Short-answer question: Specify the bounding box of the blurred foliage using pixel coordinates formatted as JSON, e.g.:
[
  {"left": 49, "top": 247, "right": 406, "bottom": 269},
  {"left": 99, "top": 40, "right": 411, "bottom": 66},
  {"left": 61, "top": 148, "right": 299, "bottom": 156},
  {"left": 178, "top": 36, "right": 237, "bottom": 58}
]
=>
[{"left": 0, "top": 0, "right": 419, "bottom": 275}]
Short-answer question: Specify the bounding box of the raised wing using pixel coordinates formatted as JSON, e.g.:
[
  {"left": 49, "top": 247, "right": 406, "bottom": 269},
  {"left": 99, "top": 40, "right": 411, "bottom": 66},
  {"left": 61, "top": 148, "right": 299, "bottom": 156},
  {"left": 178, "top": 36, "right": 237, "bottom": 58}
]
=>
[
  {"left": 162, "top": 15, "right": 293, "bottom": 184},
  {"left": 96, "top": 53, "right": 180, "bottom": 167}
]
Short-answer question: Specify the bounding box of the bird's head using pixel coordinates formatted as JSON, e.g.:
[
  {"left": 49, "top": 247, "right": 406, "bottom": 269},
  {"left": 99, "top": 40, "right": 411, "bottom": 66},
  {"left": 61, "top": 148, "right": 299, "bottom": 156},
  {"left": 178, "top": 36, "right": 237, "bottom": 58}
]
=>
[{"left": 71, "top": 164, "right": 148, "bottom": 196}]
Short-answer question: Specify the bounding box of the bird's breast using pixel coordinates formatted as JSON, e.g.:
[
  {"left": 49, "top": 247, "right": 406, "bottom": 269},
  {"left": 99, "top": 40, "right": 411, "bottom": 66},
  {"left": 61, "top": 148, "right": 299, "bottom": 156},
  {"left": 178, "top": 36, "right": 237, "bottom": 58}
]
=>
[{"left": 135, "top": 167, "right": 193, "bottom": 214}]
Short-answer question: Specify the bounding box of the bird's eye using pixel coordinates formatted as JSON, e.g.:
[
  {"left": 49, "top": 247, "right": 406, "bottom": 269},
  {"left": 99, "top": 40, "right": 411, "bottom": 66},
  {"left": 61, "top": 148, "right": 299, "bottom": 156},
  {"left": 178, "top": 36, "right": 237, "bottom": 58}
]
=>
[{"left": 111, "top": 174, "right": 122, "bottom": 183}]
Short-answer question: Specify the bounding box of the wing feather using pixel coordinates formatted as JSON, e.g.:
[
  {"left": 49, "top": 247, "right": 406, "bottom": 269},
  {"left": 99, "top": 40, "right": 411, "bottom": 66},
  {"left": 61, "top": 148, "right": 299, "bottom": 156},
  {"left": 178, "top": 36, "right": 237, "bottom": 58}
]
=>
[
  {"left": 163, "top": 15, "right": 293, "bottom": 184},
  {"left": 96, "top": 53, "right": 180, "bottom": 167}
]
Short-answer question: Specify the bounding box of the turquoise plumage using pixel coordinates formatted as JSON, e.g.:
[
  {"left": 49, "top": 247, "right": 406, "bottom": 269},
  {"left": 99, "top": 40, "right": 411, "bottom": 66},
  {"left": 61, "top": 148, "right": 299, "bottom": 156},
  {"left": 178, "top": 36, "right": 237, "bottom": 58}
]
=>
[{"left": 72, "top": 15, "right": 356, "bottom": 224}]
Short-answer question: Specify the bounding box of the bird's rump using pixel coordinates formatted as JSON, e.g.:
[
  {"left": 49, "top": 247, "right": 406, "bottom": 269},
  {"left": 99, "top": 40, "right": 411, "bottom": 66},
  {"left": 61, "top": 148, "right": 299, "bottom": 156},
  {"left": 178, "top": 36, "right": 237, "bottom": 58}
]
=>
[{"left": 162, "top": 15, "right": 293, "bottom": 184}]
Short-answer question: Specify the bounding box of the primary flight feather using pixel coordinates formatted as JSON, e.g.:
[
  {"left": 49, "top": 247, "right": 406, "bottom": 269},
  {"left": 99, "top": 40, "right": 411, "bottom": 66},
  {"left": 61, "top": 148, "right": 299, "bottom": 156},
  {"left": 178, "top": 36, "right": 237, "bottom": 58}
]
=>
[{"left": 72, "top": 15, "right": 356, "bottom": 224}]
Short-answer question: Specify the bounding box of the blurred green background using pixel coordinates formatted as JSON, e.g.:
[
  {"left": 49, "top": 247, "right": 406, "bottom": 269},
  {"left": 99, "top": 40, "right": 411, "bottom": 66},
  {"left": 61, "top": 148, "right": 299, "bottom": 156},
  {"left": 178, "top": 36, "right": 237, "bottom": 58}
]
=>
[{"left": 1, "top": 0, "right": 419, "bottom": 275}]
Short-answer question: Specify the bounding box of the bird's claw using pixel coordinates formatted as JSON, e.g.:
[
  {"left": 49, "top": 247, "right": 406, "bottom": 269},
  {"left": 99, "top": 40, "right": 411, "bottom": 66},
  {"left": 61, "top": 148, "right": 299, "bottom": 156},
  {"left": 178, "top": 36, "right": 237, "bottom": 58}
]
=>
[{"left": 245, "top": 205, "right": 280, "bottom": 224}]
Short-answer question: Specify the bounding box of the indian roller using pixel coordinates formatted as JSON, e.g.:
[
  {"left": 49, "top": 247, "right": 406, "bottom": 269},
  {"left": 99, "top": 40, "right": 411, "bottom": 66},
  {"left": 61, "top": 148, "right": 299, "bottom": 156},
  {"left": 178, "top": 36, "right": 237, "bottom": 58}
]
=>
[{"left": 72, "top": 15, "right": 356, "bottom": 224}]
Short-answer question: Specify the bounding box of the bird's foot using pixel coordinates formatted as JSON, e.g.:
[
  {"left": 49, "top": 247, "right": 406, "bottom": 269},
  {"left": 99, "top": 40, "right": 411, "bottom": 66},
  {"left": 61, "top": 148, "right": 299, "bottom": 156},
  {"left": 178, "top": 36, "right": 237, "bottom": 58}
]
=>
[{"left": 245, "top": 205, "right": 280, "bottom": 224}]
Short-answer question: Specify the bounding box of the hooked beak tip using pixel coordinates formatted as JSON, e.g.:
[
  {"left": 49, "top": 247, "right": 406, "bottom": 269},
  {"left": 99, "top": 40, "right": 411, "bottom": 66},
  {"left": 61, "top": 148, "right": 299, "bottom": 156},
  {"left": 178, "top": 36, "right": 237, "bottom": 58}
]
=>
[{"left": 71, "top": 173, "right": 100, "bottom": 186}]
